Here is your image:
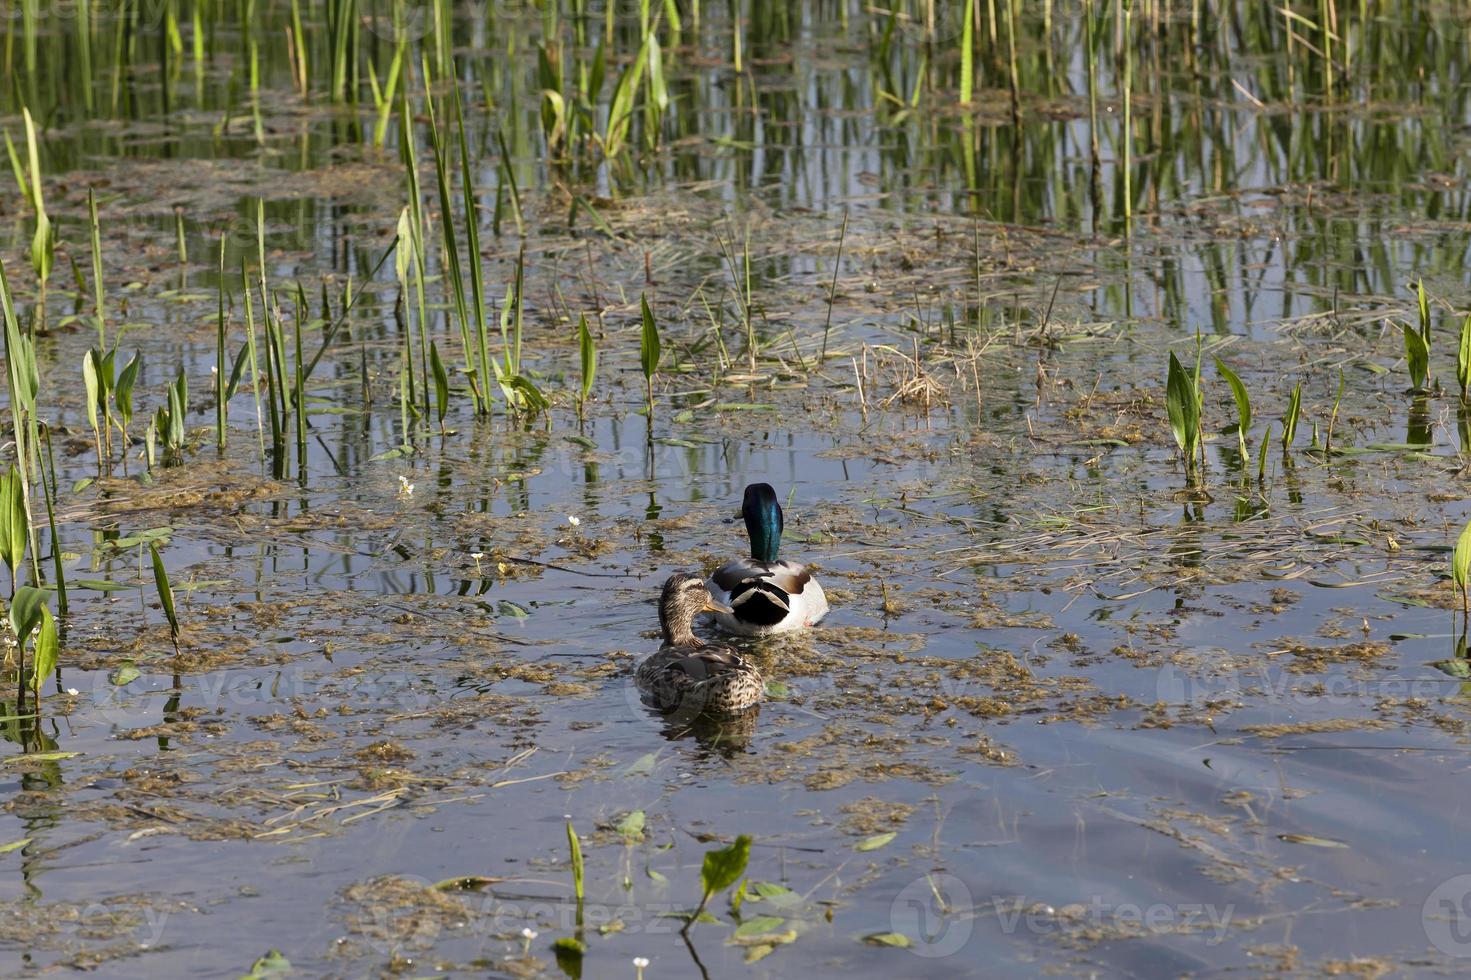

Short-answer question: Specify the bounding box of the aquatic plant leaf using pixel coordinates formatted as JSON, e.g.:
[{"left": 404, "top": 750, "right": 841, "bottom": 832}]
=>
[
  {"left": 864, "top": 932, "right": 912, "bottom": 947},
  {"left": 1402, "top": 322, "right": 1429, "bottom": 391},
  {"left": 116, "top": 351, "right": 140, "bottom": 426},
  {"left": 1452, "top": 516, "right": 1471, "bottom": 596},
  {"left": 604, "top": 33, "right": 650, "bottom": 158},
  {"left": 616, "top": 810, "right": 645, "bottom": 842},
  {"left": 732, "top": 916, "right": 786, "bottom": 940},
  {"left": 1417, "top": 278, "right": 1431, "bottom": 340},
  {"left": 751, "top": 881, "right": 797, "bottom": 902},
  {"left": 1164, "top": 352, "right": 1199, "bottom": 462},
  {"left": 578, "top": 313, "right": 596, "bottom": 405},
  {"left": 429, "top": 341, "right": 449, "bottom": 423},
  {"left": 110, "top": 664, "right": 141, "bottom": 686},
  {"left": 1280, "top": 383, "right": 1302, "bottom": 453},
  {"left": 0, "top": 751, "right": 78, "bottom": 764},
  {"left": 30, "top": 606, "right": 56, "bottom": 693},
  {"left": 1458, "top": 314, "right": 1471, "bottom": 401},
  {"left": 647, "top": 34, "right": 669, "bottom": 111},
  {"left": 224, "top": 341, "right": 250, "bottom": 403},
  {"left": 1277, "top": 833, "right": 1348, "bottom": 849},
  {"left": 1214, "top": 356, "right": 1251, "bottom": 456},
  {"left": 0, "top": 467, "right": 27, "bottom": 577},
  {"left": 0, "top": 838, "right": 30, "bottom": 854},
  {"left": 640, "top": 293, "right": 661, "bottom": 383},
  {"left": 700, "top": 835, "right": 751, "bottom": 898},
  {"left": 394, "top": 207, "right": 413, "bottom": 285},
  {"left": 149, "top": 542, "right": 179, "bottom": 649},
  {"left": 238, "top": 949, "right": 291, "bottom": 979},
  {"left": 8, "top": 586, "right": 49, "bottom": 641},
  {"left": 1430, "top": 659, "right": 1471, "bottom": 679},
  {"left": 82, "top": 350, "right": 100, "bottom": 437},
  {"left": 855, "top": 831, "right": 897, "bottom": 852},
  {"left": 551, "top": 937, "right": 585, "bottom": 976},
  {"left": 588, "top": 38, "right": 607, "bottom": 104},
  {"left": 566, "top": 820, "right": 584, "bottom": 902}
]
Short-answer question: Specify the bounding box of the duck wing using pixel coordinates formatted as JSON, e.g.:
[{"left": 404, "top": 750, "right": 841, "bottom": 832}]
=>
[{"left": 711, "top": 559, "right": 813, "bottom": 597}]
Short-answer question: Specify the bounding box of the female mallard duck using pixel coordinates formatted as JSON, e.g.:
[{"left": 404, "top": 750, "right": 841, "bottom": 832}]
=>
[
  {"left": 707, "top": 483, "right": 829, "bottom": 636},
  {"left": 635, "top": 573, "right": 766, "bottom": 717}
]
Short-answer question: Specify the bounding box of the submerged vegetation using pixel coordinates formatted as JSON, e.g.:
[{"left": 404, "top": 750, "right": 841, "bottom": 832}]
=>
[{"left": 1, "top": 0, "right": 1471, "bottom": 976}]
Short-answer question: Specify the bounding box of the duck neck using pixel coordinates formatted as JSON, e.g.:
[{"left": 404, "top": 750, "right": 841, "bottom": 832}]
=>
[
  {"left": 745, "top": 500, "right": 783, "bottom": 564},
  {"left": 661, "top": 613, "right": 703, "bottom": 648}
]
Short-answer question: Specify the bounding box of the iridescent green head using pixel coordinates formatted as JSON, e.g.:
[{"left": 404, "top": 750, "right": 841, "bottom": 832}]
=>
[{"left": 742, "top": 483, "right": 783, "bottom": 563}]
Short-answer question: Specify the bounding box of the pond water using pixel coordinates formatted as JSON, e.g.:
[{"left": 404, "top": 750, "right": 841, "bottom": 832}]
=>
[{"left": 3, "top": 2, "right": 1471, "bottom": 977}]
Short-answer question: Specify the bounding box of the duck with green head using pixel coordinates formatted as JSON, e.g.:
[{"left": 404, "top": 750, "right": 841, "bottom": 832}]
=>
[
  {"left": 635, "top": 573, "right": 766, "bottom": 716},
  {"left": 707, "top": 483, "right": 829, "bottom": 636}
]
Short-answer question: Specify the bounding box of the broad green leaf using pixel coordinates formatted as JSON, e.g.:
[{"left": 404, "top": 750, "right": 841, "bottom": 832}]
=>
[
  {"left": 8, "top": 586, "right": 48, "bottom": 641},
  {"left": 863, "top": 931, "right": 912, "bottom": 947},
  {"left": 700, "top": 835, "right": 751, "bottom": 898},
  {"left": 1164, "top": 352, "right": 1199, "bottom": 461},
  {"left": 82, "top": 350, "right": 100, "bottom": 436},
  {"left": 110, "top": 663, "right": 142, "bottom": 686},
  {"left": 855, "top": 831, "right": 897, "bottom": 852},
  {"left": 0, "top": 838, "right": 30, "bottom": 853},
  {"left": 238, "top": 949, "right": 291, "bottom": 979},
  {"left": 732, "top": 915, "right": 786, "bottom": 940},
  {"left": 624, "top": 751, "right": 658, "bottom": 776},
  {"left": 30, "top": 606, "right": 57, "bottom": 692},
  {"left": 616, "top": 810, "right": 645, "bottom": 842},
  {"left": 749, "top": 881, "right": 804, "bottom": 909},
  {"left": 116, "top": 352, "right": 140, "bottom": 426}
]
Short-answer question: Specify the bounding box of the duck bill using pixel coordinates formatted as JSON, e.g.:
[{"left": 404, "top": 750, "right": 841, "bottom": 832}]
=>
[{"left": 703, "top": 598, "right": 734, "bottom": 615}]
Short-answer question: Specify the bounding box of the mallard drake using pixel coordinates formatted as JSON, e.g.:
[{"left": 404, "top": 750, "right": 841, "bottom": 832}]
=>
[
  {"left": 708, "top": 483, "right": 829, "bottom": 636},
  {"left": 635, "top": 573, "right": 766, "bottom": 717}
]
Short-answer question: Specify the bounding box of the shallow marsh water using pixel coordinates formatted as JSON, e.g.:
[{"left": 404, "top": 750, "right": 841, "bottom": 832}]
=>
[{"left": 3, "top": 2, "right": 1471, "bottom": 978}]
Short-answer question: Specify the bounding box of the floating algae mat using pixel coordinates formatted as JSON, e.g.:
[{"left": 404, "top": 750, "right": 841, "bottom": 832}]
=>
[{"left": 3, "top": 2, "right": 1471, "bottom": 976}]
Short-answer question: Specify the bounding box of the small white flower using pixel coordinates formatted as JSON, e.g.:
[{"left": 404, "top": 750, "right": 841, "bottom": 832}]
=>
[
  {"left": 521, "top": 927, "right": 537, "bottom": 940},
  {"left": 66, "top": 688, "right": 79, "bottom": 696},
  {"left": 634, "top": 957, "right": 649, "bottom": 967},
  {"left": 471, "top": 552, "right": 485, "bottom": 560},
  {"left": 566, "top": 515, "right": 581, "bottom": 527},
  {"left": 397, "top": 475, "right": 415, "bottom": 498}
]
